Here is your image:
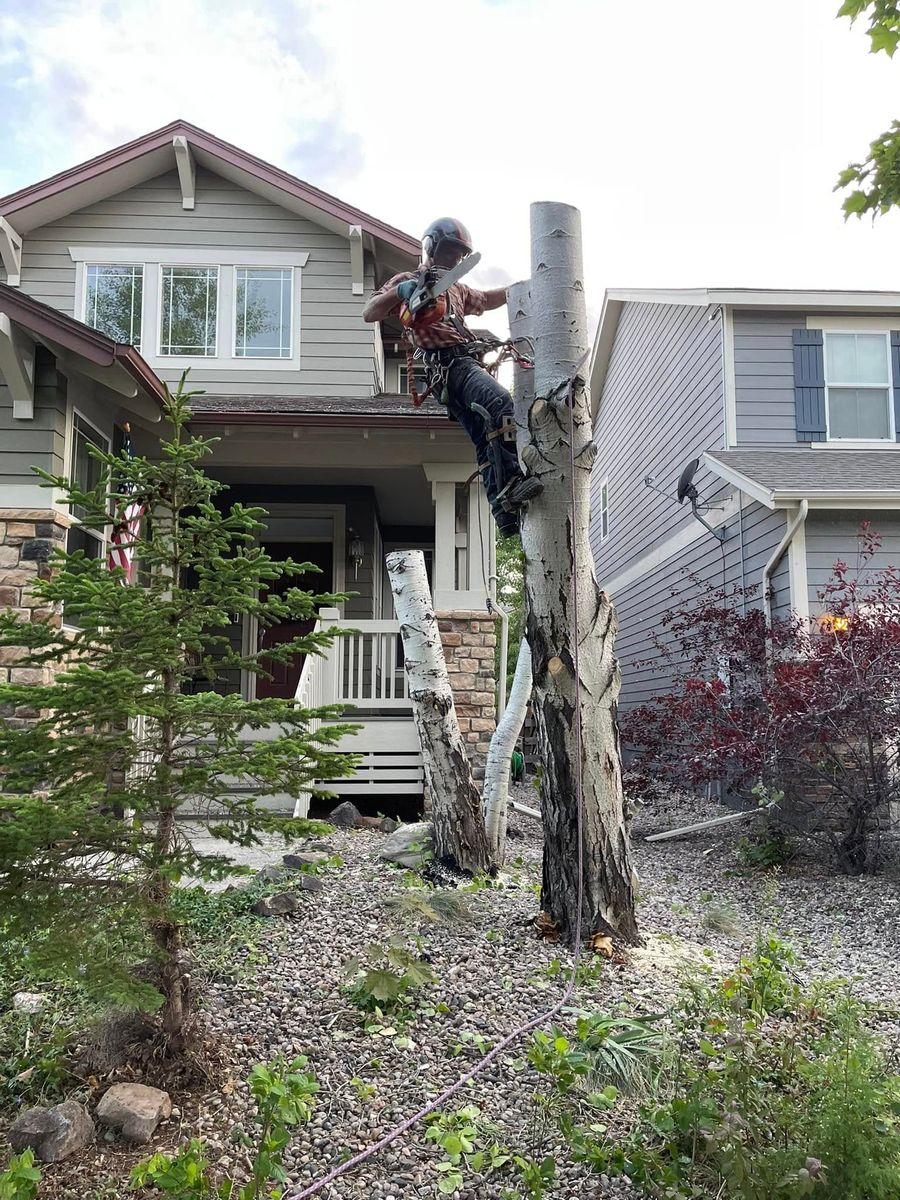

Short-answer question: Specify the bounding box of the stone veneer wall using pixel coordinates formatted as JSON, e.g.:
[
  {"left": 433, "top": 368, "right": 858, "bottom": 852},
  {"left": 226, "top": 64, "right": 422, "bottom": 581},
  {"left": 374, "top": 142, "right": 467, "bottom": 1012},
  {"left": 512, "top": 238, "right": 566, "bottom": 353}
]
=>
[
  {"left": 436, "top": 610, "right": 498, "bottom": 782},
  {"left": 0, "top": 510, "right": 68, "bottom": 721}
]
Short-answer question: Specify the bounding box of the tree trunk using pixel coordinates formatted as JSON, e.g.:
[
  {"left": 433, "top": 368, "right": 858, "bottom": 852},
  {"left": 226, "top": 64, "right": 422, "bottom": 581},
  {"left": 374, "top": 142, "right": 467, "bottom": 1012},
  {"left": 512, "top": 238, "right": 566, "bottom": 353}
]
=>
[
  {"left": 514, "top": 202, "right": 639, "bottom": 944},
  {"left": 386, "top": 550, "right": 492, "bottom": 874},
  {"left": 483, "top": 637, "right": 532, "bottom": 862}
]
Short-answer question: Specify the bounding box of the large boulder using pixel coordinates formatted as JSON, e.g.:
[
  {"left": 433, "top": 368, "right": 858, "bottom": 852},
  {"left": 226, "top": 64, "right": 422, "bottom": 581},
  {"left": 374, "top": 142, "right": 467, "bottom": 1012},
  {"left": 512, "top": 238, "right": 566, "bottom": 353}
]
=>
[
  {"left": 9, "top": 1100, "right": 94, "bottom": 1162},
  {"left": 328, "top": 800, "right": 362, "bottom": 828},
  {"left": 378, "top": 822, "right": 434, "bottom": 868},
  {"left": 96, "top": 1082, "right": 171, "bottom": 1144}
]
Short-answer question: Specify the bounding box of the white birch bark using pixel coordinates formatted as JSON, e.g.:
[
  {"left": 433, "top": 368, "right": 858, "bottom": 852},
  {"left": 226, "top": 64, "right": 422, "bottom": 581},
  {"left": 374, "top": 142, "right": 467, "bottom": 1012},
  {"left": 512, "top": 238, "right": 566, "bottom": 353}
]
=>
[
  {"left": 483, "top": 636, "right": 532, "bottom": 861},
  {"left": 514, "top": 202, "right": 639, "bottom": 943},
  {"left": 386, "top": 550, "right": 491, "bottom": 874}
]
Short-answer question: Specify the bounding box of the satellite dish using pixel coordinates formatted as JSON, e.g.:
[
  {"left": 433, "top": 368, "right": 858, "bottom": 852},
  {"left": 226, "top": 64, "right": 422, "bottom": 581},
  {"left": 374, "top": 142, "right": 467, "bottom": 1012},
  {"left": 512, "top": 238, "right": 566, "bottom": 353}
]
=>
[{"left": 676, "top": 458, "right": 701, "bottom": 505}]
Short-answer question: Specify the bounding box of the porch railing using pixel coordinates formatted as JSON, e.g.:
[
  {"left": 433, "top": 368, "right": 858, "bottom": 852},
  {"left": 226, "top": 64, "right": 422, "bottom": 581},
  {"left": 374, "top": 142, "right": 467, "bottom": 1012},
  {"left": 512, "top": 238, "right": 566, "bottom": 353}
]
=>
[{"left": 296, "top": 610, "right": 411, "bottom": 713}]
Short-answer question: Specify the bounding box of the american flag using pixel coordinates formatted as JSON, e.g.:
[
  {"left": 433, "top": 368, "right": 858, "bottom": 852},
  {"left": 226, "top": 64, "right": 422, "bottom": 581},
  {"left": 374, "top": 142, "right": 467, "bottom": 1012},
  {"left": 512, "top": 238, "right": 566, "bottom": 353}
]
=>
[{"left": 108, "top": 422, "right": 144, "bottom": 584}]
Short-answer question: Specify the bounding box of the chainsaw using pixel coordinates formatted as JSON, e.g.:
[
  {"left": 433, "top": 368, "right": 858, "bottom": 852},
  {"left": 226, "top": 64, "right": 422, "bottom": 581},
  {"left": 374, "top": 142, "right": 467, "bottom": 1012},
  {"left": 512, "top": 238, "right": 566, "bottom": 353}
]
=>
[{"left": 400, "top": 250, "right": 482, "bottom": 330}]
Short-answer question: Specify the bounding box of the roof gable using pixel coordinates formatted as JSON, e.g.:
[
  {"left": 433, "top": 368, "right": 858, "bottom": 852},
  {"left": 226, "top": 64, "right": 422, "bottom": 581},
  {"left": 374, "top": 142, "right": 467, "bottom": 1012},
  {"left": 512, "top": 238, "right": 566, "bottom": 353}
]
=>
[{"left": 0, "top": 120, "right": 418, "bottom": 272}]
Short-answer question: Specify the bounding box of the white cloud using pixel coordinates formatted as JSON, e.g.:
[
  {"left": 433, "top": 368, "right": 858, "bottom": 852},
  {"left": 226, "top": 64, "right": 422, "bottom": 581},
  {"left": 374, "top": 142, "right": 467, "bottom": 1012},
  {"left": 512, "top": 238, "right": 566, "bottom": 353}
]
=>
[{"left": 3, "top": 0, "right": 900, "bottom": 337}]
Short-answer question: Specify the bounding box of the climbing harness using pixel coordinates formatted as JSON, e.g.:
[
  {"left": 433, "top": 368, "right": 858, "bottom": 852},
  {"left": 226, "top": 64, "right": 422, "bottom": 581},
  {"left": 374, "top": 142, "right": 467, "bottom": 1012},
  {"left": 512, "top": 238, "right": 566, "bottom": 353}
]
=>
[{"left": 284, "top": 356, "right": 591, "bottom": 1200}]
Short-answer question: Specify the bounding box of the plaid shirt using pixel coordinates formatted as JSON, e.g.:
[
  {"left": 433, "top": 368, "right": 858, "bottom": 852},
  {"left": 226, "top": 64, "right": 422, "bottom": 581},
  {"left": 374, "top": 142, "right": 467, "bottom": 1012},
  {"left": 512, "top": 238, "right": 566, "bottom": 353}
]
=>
[{"left": 372, "top": 271, "right": 488, "bottom": 350}]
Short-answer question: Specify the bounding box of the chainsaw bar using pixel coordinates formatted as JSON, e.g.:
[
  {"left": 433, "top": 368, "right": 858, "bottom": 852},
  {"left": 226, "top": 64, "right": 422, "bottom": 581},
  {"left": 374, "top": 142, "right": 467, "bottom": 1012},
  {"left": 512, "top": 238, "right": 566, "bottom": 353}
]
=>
[{"left": 407, "top": 251, "right": 482, "bottom": 317}]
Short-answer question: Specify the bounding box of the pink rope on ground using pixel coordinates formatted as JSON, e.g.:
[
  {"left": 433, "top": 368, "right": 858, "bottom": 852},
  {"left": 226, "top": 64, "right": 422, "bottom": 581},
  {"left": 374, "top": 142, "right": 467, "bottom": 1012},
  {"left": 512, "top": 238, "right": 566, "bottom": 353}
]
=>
[{"left": 284, "top": 369, "right": 588, "bottom": 1199}]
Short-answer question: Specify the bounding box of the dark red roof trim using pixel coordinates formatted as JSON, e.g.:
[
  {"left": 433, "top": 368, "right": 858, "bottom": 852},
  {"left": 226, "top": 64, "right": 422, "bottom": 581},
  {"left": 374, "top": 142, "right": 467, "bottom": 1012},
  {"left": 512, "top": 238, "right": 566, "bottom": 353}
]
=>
[
  {"left": 0, "top": 120, "right": 419, "bottom": 259},
  {"left": 0, "top": 283, "right": 167, "bottom": 410}
]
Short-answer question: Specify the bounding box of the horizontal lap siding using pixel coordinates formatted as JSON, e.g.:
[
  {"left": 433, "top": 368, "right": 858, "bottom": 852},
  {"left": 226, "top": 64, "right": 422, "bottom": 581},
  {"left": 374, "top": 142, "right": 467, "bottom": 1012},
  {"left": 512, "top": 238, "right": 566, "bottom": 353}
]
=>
[
  {"left": 0, "top": 354, "right": 67, "bottom": 487},
  {"left": 805, "top": 510, "right": 900, "bottom": 613},
  {"left": 591, "top": 302, "right": 725, "bottom": 587},
  {"left": 734, "top": 312, "right": 807, "bottom": 446},
  {"left": 17, "top": 169, "right": 376, "bottom": 397},
  {"left": 612, "top": 499, "right": 789, "bottom": 713}
]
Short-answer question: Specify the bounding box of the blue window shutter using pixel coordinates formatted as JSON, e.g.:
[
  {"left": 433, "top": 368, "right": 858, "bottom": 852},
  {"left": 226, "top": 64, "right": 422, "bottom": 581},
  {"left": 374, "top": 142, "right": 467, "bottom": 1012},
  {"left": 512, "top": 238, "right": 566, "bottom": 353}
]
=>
[
  {"left": 890, "top": 332, "right": 900, "bottom": 441},
  {"left": 793, "top": 328, "right": 826, "bottom": 443}
]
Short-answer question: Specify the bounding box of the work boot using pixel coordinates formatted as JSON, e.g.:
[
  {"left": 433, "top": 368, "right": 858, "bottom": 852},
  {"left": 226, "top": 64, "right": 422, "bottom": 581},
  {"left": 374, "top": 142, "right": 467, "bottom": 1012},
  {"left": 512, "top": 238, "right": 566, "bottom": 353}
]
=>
[
  {"left": 496, "top": 474, "right": 544, "bottom": 513},
  {"left": 495, "top": 510, "right": 520, "bottom": 539}
]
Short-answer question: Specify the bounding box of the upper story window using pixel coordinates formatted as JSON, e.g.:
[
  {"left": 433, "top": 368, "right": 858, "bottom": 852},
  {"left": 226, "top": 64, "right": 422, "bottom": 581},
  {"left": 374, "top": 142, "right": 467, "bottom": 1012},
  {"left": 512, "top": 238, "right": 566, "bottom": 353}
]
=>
[
  {"left": 85, "top": 264, "right": 143, "bottom": 350},
  {"left": 160, "top": 265, "right": 218, "bottom": 357},
  {"left": 235, "top": 268, "right": 292, "bottom": 359},
  {"left": 71, "top": 247, "right": 308, "bottom": 373},
  {"left": 824, "top": 332, "right": 894, "bottom": 441}
]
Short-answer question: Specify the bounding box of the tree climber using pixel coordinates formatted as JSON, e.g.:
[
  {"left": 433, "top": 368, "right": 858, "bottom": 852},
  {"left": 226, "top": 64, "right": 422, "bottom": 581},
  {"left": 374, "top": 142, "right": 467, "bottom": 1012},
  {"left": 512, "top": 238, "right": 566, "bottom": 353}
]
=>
[{"left": 362, "top": 218, "right": 543, "bottom": 538}]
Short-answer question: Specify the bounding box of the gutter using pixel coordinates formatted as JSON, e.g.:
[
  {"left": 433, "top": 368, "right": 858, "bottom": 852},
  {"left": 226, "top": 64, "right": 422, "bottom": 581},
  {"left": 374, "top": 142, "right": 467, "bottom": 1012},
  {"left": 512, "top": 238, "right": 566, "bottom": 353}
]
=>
[{"left": 762, "top": 498, "right": 809, "bottom": 655}]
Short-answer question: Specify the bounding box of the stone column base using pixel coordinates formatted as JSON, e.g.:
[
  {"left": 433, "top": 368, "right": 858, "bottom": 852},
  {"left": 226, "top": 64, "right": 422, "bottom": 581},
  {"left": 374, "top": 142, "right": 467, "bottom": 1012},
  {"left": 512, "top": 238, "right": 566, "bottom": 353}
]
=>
[{"left": 436, "top": 610, "right": 498, "bottom": 782}]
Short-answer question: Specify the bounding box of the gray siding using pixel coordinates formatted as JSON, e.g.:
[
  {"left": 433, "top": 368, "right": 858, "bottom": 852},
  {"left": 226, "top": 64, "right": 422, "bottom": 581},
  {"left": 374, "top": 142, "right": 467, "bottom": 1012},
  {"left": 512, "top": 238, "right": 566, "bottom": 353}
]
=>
[
  {"left": 805, "top": 510, "right": 900, "bottom": 612},
  {"left": 733, "top": 310, "right": 800, "bottom": 447},
  {"left": 591, "top": 301, "right": 725, "bottom": 585},
  {"left": 0, "top": 350, "right": 67, "bottom": 490},
  {"left": 16, "top": 168, "right": 377, "bottom": 398},
  {"left": 614, "top": 499, "right": 784, "bottom": 709},
  {"left": 613, "top": 498, "right": 789, "bottom": 713}
]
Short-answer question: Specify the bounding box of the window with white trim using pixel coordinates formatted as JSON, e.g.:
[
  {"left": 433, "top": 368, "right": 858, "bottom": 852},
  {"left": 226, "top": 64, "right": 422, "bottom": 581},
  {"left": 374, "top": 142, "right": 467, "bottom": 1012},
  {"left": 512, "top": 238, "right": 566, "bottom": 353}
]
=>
[
  {"left": 824, "top": 331, "right": 894, "bottom": 441},
  {"left": 234, "top": 268, "right": 292, "bottom": 358},
  {"left": 159, "top": 265, "right": 218, "bottom": 357},
  {"left": 65, "top": 413, "right": 111, "bottom": 625},
  {"left": 599, "top": 478, "right": 610, "bottom": 542},
  {"left": 85, "top": 264, "right": 143, "bottom": 349},
  {"left": 70, "top": 247, "right": 308, "bottom": 372}
]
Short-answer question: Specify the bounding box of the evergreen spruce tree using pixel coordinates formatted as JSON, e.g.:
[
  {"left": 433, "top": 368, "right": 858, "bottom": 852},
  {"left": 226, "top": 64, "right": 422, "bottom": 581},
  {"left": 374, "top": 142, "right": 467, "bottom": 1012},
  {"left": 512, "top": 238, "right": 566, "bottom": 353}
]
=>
[{"left": 0, "top": 381, "right": 356, "bottom": 1042}]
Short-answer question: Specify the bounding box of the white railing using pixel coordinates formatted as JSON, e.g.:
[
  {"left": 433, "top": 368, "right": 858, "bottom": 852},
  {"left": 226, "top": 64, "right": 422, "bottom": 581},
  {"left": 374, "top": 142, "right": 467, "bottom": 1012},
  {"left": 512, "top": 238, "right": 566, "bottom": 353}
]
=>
[{"left": 298, "top": 609, "right": 411, "bottom": 713}]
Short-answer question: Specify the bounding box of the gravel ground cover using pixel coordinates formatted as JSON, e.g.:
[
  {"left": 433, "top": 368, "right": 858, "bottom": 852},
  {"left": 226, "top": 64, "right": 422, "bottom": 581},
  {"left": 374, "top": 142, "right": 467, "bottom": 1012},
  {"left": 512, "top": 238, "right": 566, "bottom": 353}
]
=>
[{"left": 16, "top": 789, "right": 900, "bottom": 1199}]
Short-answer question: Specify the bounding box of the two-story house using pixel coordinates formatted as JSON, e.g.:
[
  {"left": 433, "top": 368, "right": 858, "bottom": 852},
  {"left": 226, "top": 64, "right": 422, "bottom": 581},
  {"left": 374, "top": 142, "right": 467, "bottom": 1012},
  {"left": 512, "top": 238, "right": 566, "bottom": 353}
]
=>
[
  {"left": 589, "top": 289, "right": 900, "bottom": 712},
  {"left": 0, "top": 120, "right": 503, "bottom": 812}
]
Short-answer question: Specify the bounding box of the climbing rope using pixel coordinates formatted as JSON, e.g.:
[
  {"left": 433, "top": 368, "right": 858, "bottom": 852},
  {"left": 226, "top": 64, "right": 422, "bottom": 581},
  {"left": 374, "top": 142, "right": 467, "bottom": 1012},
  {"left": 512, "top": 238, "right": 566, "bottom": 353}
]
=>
[{"left": 284, "top": 358, "right": 589, "bottom": 1200}]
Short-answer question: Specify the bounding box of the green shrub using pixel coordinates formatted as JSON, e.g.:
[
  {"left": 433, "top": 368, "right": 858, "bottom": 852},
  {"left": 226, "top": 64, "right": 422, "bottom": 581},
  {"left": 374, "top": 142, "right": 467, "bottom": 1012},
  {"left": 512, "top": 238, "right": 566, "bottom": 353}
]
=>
[
  {"left": 572, "top": 935, "right": 900, "bottom": 1199},
  {"left": 0, "top": 1150, "right": 41, "bottom": 1200},
  {"left": 342, "top": 937, "right": 435, "bottom": 1011}
]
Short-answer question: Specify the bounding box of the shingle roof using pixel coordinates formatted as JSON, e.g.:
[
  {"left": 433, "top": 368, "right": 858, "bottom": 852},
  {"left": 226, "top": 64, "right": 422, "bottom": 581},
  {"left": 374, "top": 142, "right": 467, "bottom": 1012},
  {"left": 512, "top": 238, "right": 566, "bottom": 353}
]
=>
[
  {"left": 186, "top": 393, "right": 446, "bottom": 420},
  {"left": 704, "top": 449, "right": 900, "bottom": 504}
]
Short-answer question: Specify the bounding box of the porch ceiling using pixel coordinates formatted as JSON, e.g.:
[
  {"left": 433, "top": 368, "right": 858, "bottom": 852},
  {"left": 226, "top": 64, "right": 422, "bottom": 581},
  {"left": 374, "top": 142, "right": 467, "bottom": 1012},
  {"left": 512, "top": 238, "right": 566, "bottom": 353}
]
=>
[{"left": 211, "top": 465, "right": 437, "bottom": 526}]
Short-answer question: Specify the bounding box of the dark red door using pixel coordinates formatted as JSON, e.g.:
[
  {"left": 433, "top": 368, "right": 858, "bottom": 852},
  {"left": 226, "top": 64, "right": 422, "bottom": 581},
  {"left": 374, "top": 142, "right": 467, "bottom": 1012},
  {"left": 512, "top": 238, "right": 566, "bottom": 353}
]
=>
[{"left": 257, "top": 542, "right": 334, "bottom": 700}]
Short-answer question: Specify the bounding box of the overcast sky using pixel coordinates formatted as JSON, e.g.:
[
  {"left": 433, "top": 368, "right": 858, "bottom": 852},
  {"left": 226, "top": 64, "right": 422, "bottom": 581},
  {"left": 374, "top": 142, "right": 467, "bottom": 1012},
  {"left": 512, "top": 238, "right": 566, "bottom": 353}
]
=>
[{"left": 3, "top": 0, "right": 900, "bottom": 330}]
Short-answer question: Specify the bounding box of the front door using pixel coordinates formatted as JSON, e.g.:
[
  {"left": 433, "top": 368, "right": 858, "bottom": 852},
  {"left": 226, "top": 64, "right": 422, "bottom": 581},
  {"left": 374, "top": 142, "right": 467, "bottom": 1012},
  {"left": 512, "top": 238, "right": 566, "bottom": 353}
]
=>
[{"left": 257, "top": 541, "right": 334, "bottom": 700}]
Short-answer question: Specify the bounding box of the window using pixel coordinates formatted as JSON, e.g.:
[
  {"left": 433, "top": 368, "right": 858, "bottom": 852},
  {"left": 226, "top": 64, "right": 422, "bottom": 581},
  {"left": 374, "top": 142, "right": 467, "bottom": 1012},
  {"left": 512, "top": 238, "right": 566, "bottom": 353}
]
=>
[
  {"left": 234, "top": 268, "right": 292, "bottom": 358},
  {"left": 159, "top": 265, "right": 218, "bottom": 356},
  {"left": 65, "top": 414, "right": 110, "bottom": 625},
  {"left": 398, "top": 364, "right": 428, "bottom": 394},
  {"left": 85, "top": 264, "right": 143, "bottom": 348},
  {"left": 599, "top": 478, "right": 610, "bottom": 542},
  {"left": 824, "top": 332, "right": 894, "bottom": 441}
]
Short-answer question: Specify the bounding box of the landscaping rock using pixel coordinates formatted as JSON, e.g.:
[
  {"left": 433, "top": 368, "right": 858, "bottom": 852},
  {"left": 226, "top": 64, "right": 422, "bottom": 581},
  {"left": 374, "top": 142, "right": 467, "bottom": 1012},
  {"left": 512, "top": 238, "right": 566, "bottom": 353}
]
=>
[
  {"left": 308, "top": 841, "right": 334, "bottom": 852},
  {"left": 283, "top": 852, "right": 330, "bottom": 869},
  {"left": 379, "top": 817, "right": 399, "bottom": 834},
  {"left": 256, "top": 865, "right": 285, "bottom": 883},
  {"left": 328, "top": 800, "right": 362, "bottom": 828},
  {"left": 298, "top": 875, "right": 324, "bottom": 893},
  {"left": 253, "top": 892, "right": 301, "bottom": 916},
  {"left": 96, "top": 1082, "right": 172, "bottom": 1144},
  {"left": 10, "top": 1101, "right": 94, "bottom": 1162},
  {"left": 379, "top": 822, "right": 433, "bottom": 868},
  {"left": 12, "top": 991, "right": 47, "bottom": 1014}
]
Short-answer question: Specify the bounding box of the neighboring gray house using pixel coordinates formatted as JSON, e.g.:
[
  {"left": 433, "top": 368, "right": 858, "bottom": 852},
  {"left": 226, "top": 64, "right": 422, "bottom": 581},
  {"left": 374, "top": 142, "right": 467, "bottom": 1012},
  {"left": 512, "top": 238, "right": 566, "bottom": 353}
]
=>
[
  {"left": 0, "top": 120, "right": 503, "bottom": 808},
  {"left": 588, "top": 288, "right": 900, "bottom": 711}
]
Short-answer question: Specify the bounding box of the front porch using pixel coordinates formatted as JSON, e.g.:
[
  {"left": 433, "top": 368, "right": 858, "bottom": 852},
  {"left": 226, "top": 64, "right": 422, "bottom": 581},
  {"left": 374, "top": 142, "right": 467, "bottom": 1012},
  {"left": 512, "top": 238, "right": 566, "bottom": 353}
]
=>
[{"left": 186, "top": 406, "right": 501, "bottom": 812}]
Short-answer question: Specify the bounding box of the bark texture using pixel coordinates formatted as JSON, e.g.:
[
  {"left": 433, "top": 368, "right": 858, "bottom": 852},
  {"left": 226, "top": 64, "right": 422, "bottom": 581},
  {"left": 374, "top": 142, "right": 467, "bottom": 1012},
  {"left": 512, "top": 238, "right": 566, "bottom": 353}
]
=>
[
  {"left": 386, "top": 550, "right": 491, "bottom": 874},
  {"left": 513, "top": 203, "right": 638, "bottom": 944},
  {"left": 483, "top": 636, "right": 532, "bottom": 861}
]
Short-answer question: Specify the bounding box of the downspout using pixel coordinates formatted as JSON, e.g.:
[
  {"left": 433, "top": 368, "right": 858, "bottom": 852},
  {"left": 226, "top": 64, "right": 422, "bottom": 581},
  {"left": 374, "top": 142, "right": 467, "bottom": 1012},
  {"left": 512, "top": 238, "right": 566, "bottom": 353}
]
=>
[{"left": 762, "top": 499, "right": 809, "bottom": 661}]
